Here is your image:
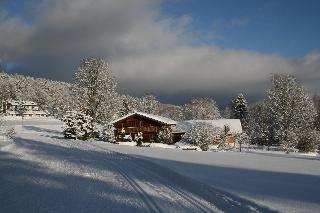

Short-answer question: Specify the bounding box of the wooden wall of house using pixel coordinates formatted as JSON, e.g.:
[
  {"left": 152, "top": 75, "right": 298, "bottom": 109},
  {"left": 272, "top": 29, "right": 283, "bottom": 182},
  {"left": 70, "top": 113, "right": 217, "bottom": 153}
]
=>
[{"left": 113, "top": 115, "right": 169, "bottom": 142}]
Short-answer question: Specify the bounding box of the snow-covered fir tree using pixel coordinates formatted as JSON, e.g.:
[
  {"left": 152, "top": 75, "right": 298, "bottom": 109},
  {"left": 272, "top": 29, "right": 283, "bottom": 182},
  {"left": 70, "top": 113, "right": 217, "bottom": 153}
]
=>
[
  {"left": 73, "top": 57, "right": 120, "bottom": 124},
  {"left": 217, "top": 125, "right": 233, "bottom": 150},
  {"left": 62, "top": 111, "right": 95, "bottom": 140},
  {"left": 222, "top": 106, "right": 232, "bottom": 119},
  {"left": 183, "top": 97, "right": 221, "bottom": 120},
  {"left": 100, "top": 125, "right": 116, "bottom": 143},
  {"left": 267, "top": 74, "right": 316, "bottom": 153},
  {"left": 183, "top": 122, "right": 221, "bottom": 151},
  {"left": 156, "top": 127, "right": 173, "bottom": 144},
  {"left": 230, "top": 93, "right": 248, "bottom": 120},
  {"left": 118, "top": 97, "right": 131, "bottom": 117}
]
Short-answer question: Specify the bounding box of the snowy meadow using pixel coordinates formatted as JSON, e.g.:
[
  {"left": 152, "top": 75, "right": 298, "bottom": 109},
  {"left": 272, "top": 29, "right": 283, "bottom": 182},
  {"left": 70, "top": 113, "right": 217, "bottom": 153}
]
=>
[{"left": 1, "top": 118, "right": 319, "bottom": 213}]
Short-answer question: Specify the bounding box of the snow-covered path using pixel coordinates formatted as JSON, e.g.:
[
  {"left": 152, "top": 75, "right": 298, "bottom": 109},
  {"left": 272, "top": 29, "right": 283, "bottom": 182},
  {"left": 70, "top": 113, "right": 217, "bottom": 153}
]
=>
[{"left": 0, "top": 120, "right": 275, "bottom": 213}]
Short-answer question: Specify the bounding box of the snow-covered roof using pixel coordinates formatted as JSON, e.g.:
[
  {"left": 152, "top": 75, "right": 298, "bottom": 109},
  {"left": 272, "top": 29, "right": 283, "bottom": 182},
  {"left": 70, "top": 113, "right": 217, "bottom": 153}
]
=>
[
  {"left": 6, "top": 100, "right": 38, "bottom": 106},
  {"left": 177, "top": 119, "right": 242, "bottom": 134},
  {"left": 111, "top": 111, "right": 177, "bottom": 125}
]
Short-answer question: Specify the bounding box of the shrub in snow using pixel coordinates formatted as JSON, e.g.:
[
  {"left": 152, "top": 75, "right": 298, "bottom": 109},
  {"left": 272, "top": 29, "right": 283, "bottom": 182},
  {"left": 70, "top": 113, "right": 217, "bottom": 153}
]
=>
[
  {"left": 62, "top": 112, "right": 95, "bottom": 140},
  {"left": 124, "top": 134, "right": 133, "bottom": 142},
  {"left": 156, "top": 127, "right": 173, "bottom": 144},
  {"left": 296, "top": 130, "right": 320, "bottom": 152},
  {"left": 135, "top": 132, "right": 143, "bottom": 146},
  {"left": 183, "top": 122, "right": 221, "bottom": 151},
  {"left": 5, "top": 128, "right": 16, "bottom": 140},
  {"left": 100, "top": 125, "right": 115, "bottom": 143},
  {"left": 119, "top": 128, "right": 126, "bottom": 142},
  {"left": 117, "top": 128, "right": 133, "bottom": 142}
]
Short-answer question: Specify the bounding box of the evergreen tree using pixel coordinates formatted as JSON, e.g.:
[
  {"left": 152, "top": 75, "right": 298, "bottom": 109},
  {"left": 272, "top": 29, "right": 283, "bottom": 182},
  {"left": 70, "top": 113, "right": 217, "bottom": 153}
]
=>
[
  {"left": 156, "top": 126, "right": 173, "bottom": 144},
  {"left": 100, "top": 125, "right": 116, "bottom": 142},
  {"left": 218, "top": 125, "right": 233, "bottom": 150},
  {"left": 231, "top": 93, "right": 248, "bottom": 120},
  {"left": 62, "top": 112, "right": 95, "bottom": 140},
  {"left": 222, "top": 106, "right": 232, "bottom": 119},
  {"left": 118, "top": 98, "right": 130, "bottom": 117}
]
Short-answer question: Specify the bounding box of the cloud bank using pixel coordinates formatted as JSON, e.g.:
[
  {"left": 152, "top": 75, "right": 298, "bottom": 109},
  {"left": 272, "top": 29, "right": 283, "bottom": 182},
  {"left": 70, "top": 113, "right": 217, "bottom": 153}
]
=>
[{"left": 0, "top": 0, "right": 319, "bottom": 104}]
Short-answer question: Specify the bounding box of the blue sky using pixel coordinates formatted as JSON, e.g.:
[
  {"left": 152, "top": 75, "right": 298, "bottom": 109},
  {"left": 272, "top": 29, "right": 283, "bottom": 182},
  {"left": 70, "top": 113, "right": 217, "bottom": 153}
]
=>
[
  {"left": 0, "top": 0, "right": 320, "bottom": 105},
  {"left": 3, "top": 0, "right": 320, "bottom": 57},
  {"left": 162, "top": 0, "right": 320, "bottom": 58}
]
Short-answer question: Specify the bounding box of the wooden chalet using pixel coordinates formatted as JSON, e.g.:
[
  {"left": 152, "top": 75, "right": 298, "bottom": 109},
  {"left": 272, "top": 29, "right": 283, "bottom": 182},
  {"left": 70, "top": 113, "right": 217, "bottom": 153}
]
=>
[{"left": 111, "top": 112, "right": 183, "bottom": 143}]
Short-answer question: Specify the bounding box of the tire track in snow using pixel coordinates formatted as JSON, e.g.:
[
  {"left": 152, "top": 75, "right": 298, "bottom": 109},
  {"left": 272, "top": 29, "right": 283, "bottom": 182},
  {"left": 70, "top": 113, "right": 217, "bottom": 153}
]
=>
[
  {"left": 132, "top": 162, "right": 215, "bottom": 213},
  {"left": 110, "top": 151, "right": 217, "bottom": 213},
  {"left": 77, "top": 142, "right": 164, "bottom": 213},
  {"left": 91, "top": 143, "right": 219, "bottom": 213},
  {"left": 109, "top": 161, "right": 164, "bottom": 213}
]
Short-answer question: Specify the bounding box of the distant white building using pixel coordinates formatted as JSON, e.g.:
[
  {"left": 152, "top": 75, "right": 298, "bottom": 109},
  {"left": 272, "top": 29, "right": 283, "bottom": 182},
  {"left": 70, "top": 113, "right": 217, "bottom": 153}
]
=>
[
  {"left": 177, "top": 119, "right": 243, "bottom": 134},
  {"left": 176, "top": 119, "right": 243, "bottom": 144},
  {"left": 2, "top": 100, "right": 48, "bottom": 117}
]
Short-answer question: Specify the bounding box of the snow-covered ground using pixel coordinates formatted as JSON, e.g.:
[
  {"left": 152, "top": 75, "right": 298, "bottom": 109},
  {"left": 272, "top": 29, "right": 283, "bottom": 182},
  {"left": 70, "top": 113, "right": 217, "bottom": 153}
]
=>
[
  {"left": 1, "top": 119, "right": 319, "bottom": 212},
  {"left": 102, "top": 143, "right": 320, "bottom": 213},
  {"left": 1, "top": 119, "right": 274, "bottom": 213}
]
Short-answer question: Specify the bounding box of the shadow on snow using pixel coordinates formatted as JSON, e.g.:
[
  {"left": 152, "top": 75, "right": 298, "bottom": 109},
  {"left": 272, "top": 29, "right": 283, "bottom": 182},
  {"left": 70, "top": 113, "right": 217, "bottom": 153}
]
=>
[{"left": 3, "top": 135, "right": 313, "bottom": 212}]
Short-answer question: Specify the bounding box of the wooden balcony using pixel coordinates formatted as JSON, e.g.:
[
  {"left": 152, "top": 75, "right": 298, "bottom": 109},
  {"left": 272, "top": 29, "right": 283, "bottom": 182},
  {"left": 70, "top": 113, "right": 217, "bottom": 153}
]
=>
[{"left": 117, "top": 126, "right": 159, "bottom": 134}]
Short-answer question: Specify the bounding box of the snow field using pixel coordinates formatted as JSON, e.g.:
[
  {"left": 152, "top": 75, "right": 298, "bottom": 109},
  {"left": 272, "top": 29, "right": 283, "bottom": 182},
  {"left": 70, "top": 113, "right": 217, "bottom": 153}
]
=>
[
  {"left": 0, "top": 120, "right": 274, "bottom": 213},
  {"left": 1, "top": 119, "right": 319, "bottom": 212}
]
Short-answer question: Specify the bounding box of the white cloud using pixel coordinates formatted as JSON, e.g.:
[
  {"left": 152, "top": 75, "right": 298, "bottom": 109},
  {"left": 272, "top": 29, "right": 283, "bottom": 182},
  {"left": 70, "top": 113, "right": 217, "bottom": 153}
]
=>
[{"left": 0, "top": 0, "right": 319, "bottom": 102}]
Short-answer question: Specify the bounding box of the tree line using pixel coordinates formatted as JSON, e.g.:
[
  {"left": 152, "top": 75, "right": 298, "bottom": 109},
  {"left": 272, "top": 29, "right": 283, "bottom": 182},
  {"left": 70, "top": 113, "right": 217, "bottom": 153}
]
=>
[{"left": 1, "top": 57, "right": 320, "bottom": 152}]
